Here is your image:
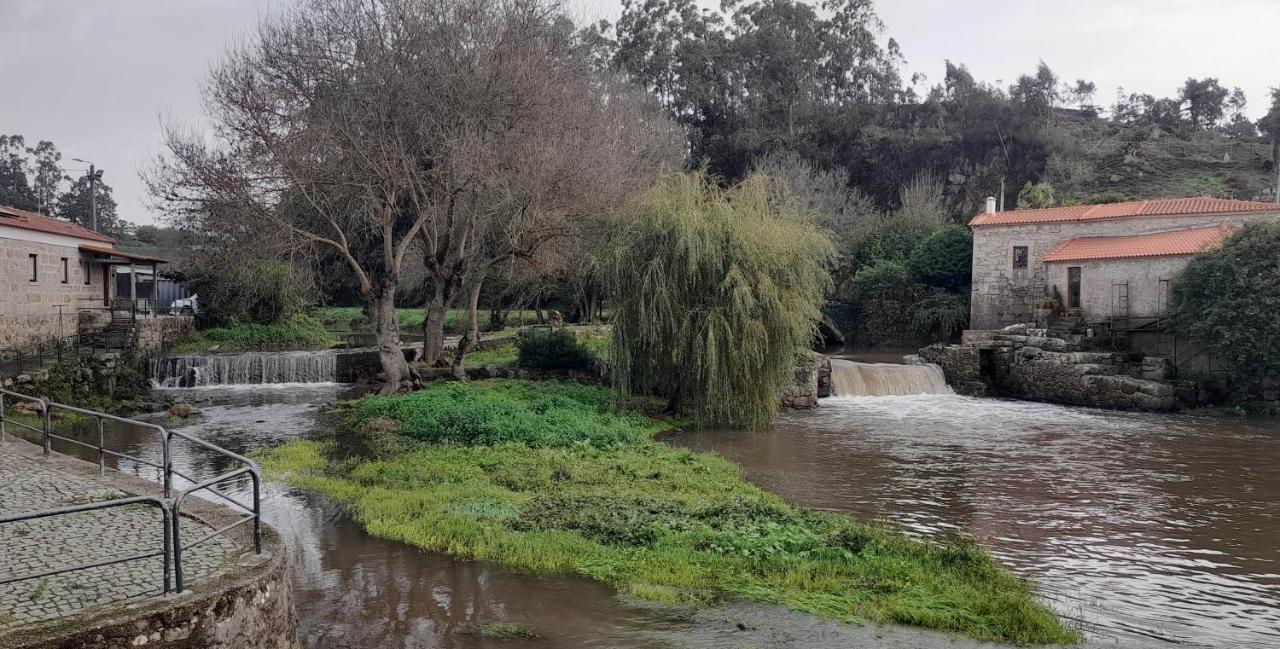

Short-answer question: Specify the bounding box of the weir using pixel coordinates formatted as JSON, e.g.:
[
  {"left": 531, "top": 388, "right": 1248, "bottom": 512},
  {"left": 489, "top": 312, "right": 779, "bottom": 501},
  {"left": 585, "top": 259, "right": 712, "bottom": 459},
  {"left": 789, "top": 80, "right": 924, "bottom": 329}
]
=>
[
  {"left": 151, "top": 351, "right": 338, "bottom": 387},
  {"left": 828, "top": 358, "right": 952, "bottom": 397}
]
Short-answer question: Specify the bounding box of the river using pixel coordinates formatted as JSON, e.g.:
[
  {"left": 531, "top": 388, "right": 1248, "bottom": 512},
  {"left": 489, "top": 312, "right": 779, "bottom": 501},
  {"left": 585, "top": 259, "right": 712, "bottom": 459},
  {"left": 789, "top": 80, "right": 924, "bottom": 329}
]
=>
[{"left": 38, "top": 375, "right": 1280, "bottom": 648}]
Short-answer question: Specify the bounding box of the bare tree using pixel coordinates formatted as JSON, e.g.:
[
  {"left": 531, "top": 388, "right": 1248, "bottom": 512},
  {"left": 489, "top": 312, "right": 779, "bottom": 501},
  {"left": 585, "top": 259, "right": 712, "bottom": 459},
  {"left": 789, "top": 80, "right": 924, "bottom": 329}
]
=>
[
  {"left": 148, "top": 0, "right": 679, "bottom": 392},
  {"left": 412, "top": 19, "right": 682, "bottom": 367}
]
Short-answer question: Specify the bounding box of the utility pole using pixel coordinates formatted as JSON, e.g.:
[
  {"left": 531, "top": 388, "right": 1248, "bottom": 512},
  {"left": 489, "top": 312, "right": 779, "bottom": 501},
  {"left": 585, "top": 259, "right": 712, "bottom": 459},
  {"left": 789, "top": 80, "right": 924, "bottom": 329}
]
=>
[{"left": 72, "top": 158, "right": 104, "bottom": 232}]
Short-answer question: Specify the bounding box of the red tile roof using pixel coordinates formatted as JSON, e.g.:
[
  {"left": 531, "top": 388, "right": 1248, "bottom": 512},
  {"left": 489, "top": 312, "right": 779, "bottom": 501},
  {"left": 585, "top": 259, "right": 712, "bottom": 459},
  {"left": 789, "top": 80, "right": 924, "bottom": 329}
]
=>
[
  {"left": 970, "top": 197, "right": 1280, "bottom": 227},
  {"left": 0, "top": 204, "right": 114, "bottom": 244},
  {"left": 1041, "top": 225, "right": 1234, "bottom": 263},
  {"left": 79, "top": 244, "right": 169, "bottom": 264}
]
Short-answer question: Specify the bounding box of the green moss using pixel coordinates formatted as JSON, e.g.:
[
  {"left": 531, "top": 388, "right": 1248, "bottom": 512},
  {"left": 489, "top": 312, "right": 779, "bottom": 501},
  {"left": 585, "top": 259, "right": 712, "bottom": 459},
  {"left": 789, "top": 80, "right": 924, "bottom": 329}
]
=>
[
  {"left": 466, "top": 622, "right": 539, "bottom": 640},
  {"left": 258, "top": 381, "right": 1077, "bottom": 645}
]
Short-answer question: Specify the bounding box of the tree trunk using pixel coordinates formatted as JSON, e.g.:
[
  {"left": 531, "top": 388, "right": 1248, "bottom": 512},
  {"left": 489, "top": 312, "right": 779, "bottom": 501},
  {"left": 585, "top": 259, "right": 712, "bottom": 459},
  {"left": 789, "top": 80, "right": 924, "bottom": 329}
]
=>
[
  {"left": 370, "top": 282, "right": 419, "bottom": 395},
  {"left": 421, "top": 278, "right": 459, "bottom": 367},
  {"left": 450, "top": 279, "right": 484, "bottom": 380}
]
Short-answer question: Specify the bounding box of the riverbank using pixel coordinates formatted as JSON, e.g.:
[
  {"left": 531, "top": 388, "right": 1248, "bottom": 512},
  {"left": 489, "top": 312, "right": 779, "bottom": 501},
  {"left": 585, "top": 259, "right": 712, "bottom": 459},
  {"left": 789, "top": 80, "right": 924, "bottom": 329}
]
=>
[{"left": 258, "top": 380, "right": 1076, "bottom": 645}]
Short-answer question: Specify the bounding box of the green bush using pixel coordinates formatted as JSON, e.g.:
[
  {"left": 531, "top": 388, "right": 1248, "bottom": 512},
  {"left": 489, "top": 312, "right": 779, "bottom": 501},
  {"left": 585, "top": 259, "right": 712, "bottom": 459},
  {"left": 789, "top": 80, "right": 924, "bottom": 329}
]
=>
[
  {"left": 1171, "top": 222, "right": 1280, "bottom": 379},
  {"left": 514, "top": 329, "right": 593, "bottom": 370},
  {"left": 910, "top": 290, "right": 969, "bottom": 339},
  {"left": 907, "top": 225, "right": 972, "bottom": 290},
  {"left": 174, "top": 314, "right": 336, "bottom": 352},
  {"left": 346, "top": 381, "right": 649, "bottom": 448},
  {"left": 183, "top": 259, "right": 315, "bottom": 326}
]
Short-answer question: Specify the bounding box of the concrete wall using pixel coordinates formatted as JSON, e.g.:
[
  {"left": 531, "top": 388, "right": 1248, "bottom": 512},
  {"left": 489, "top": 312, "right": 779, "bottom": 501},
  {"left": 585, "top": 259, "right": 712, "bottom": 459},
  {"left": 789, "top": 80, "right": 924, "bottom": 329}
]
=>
[
  {"left": 970, "top": 211, "right": 1280, "bottom": 329},
  {"left": 1, "top": 235, "right": 104, "bottom": 350}
]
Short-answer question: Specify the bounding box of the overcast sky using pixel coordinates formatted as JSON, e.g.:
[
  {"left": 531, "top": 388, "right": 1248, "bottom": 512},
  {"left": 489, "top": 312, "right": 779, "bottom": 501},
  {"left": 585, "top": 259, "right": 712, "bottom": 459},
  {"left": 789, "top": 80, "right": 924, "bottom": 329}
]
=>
[{"left": 3, "top": 0, "right": 1277, "bottom": 226}]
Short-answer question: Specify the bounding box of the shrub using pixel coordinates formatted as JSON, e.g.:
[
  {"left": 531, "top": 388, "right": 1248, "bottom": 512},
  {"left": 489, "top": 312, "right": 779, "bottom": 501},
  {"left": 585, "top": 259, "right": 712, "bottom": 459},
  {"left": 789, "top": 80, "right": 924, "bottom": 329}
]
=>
[
  {"left": 906, "top": 225, "right": 972, "bottom": 290},
  {"left": 346, "top": 381, "right": 649, "bottom": 448},
  {"left": 910, "top": 290, "right": 969, "bottom": 339},
  {"left": 1170, "top": 222, "right": 1280, "bottom": 379},
  {"left": 514, "top": 329, "right": 593, "bottom": 370}
]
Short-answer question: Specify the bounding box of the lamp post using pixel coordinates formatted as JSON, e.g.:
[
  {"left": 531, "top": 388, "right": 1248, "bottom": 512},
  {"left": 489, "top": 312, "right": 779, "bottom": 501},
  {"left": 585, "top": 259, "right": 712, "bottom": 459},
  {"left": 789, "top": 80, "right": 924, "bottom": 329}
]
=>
[{"left": 71, "top": 158, "right": 104, "bottom": 232}]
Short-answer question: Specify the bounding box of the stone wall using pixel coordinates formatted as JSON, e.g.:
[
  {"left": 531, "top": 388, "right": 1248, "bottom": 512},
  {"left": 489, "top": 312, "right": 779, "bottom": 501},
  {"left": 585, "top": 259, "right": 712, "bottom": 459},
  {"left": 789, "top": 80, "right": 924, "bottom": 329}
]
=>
[
  {"left": 970, "top": 211, "right": 1280, "bottom": 330},
  {"left": 1, "top": 238, "right": 104, "bottom": 350},
  {"left": 917, "top": 343, "right": 987, "bottom": 396},
  {"left": 781, "top": 353, "right": 829, "bottom": 409},
  {"left": 3, "top": 539, "right": 296, "bottom": 649},
  {"left": 134, "top": 317, "right": 195, "bottom": 356},
  {"left": 928, "top": 325, "right": 1186, "bottom": 411}
]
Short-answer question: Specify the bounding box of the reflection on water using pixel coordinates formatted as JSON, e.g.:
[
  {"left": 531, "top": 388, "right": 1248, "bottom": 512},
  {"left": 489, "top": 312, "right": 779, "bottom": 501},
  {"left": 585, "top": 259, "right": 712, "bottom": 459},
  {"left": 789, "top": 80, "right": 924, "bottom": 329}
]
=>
[
  {"left": 670, "top": 395, "right": 1280, "bottom": 647},
  {"left": 37, "top": 384, "right": 677, "bottom": 649}
]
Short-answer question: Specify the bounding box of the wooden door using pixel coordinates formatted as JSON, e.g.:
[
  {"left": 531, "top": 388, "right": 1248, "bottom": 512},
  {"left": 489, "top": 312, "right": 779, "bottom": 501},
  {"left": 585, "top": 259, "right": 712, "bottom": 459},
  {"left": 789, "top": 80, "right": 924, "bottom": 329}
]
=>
[{"left": 1067, "top": 267, "right": 1082, "bottom": 309}]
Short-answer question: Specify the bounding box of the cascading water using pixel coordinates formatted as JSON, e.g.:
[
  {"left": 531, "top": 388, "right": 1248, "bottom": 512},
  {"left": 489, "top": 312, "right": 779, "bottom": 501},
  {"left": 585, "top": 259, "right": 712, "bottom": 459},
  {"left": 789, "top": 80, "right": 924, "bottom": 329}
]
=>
[
  {"left": 151, "top": 351, "right": 339, "bottom": 387},
  {"left": 828, "top": 358, "right": 951, "bottom": 397}
]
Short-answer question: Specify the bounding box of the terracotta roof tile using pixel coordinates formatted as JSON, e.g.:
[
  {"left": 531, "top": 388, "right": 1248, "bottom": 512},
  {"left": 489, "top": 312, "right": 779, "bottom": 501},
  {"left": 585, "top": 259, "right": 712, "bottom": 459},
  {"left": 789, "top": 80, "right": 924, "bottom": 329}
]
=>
[
  {"left": 0, "top": 204, "right": 114, "bottom": 243},
  {"left": 1041, "top": 225, "right": 1234, "bottom": 263},
  {"left": 970, "top": 197, "right": 1280, "bottom": 227}
]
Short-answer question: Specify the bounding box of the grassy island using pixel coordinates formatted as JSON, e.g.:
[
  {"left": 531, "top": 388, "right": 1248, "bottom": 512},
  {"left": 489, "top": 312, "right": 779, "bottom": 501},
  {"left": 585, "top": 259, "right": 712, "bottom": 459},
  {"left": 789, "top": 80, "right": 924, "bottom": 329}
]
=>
[{"left": 259, "top": 380, "right": 1075, "bottom": 645}]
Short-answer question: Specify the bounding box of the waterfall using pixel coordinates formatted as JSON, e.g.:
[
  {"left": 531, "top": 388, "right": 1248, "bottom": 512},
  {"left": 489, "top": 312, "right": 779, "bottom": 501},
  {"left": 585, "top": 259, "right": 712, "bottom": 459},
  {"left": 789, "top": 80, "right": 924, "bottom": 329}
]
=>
[
  {"left": 151, "top": 351, "right": 339, "bottom": 387},
  {"left": 828, "top": 359, "right": 952, "bottom": 397}
]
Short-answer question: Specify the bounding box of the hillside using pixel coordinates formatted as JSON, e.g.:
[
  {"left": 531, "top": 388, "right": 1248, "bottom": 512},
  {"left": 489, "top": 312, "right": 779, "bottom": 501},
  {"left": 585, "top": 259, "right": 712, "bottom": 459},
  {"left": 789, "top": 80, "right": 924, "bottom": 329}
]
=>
[{"left": 1051, "top": 111, "right": 1277, "bottom": 205}]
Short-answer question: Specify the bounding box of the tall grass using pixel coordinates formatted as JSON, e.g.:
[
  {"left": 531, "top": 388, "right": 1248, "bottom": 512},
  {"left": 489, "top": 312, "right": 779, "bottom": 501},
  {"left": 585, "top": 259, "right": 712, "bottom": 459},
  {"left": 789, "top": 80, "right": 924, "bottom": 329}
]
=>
[{"left": 260, "top": 381, "right": 1076, "bottom": 645}]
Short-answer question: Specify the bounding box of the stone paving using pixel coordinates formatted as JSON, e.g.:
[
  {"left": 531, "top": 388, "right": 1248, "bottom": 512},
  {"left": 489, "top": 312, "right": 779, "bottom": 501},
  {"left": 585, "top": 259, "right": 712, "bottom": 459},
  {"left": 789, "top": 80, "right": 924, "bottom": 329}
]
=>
[{"left": 0, "top": 437, "right": 235, "bottom": 630}]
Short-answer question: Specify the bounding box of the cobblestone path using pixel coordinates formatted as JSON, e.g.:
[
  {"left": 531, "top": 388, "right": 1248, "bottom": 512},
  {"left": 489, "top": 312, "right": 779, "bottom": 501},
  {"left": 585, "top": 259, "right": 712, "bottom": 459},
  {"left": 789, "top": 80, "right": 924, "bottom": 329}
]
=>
[{"left": 0, "top": 438, "right": 234, "bottom": 630}]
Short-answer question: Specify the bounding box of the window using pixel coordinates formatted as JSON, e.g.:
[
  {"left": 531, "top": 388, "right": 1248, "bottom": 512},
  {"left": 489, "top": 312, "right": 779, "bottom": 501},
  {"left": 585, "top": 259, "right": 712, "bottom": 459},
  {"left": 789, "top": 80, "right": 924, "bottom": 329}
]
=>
[
  {"left": 28, "top": 254, "right": 37, "bottom": 282},
  {"left": 1012, "top": 246, "right": 1029, "bottom": 270},
  {"left": 83, "top": 261, "right": 92, "bottom": 285},
  {"left": 61, "top": 257, "right": 69, "bottom": 284}
]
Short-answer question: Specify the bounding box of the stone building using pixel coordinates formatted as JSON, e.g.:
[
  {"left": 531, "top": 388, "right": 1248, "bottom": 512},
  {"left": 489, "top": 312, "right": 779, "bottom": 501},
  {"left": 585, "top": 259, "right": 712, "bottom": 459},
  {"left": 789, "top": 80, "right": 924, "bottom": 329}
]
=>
[
  {"left": 968, "top": 197, "right": 1280, "bottom": 330},
  {"left": 0, "top": 205, "right": 167, "bottom": 350}
]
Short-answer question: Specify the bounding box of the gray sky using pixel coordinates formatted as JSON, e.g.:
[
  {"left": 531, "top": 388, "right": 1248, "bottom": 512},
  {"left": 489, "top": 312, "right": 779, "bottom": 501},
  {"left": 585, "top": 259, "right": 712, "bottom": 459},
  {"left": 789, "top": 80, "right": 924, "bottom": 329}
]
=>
[{"left": 3, "top": 0, "right": 1277, "bottom": 226}]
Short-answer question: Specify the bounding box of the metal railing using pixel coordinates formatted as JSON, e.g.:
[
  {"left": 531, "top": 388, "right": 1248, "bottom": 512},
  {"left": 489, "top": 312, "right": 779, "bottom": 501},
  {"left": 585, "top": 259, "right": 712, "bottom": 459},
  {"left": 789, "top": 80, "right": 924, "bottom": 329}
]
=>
[
  {"left": 0, "top": 497, "right": 172, "bottom": 594},
  {"left": 0, "top": 333, "right": 110, "bottom": 377},
  {"left": 0, "top": 388, "right": 262, "bottom": 594}
]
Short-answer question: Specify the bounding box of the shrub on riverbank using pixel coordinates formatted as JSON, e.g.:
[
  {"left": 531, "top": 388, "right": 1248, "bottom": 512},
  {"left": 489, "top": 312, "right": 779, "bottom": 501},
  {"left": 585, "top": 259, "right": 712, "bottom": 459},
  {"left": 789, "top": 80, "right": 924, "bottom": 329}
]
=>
[
  {"left": 260, "top": 381, "right": 1075, "bottom": 645},
  {"left": 172, "top": 315, "right": 337, "bottom": 353},
  {"left": 515, "top": 329, "right": 593, "bottom": 370}
]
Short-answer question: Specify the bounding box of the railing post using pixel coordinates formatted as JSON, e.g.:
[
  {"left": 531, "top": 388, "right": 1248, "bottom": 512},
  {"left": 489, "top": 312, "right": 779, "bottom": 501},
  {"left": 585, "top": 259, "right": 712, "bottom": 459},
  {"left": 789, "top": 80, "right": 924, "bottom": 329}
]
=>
[
  {"left": 97, "top": 416, "right": 106, "bottom": 476},
  {"left": 41, "top": 400, "right": 51, "bottom": 456},
  {"left": 252, "top": 471, "right": 262, "bottom": 554},
  {"left": 162, "top": 503, "right": 172, "bottom": 594},
  {"left": 162, "top": 429, "right": 172, "bottom": 499},
  {"left": 172, "top": 504, "right": 184, "bottom": 593},
  {"left": 1, "top": 392, "right": 6, "bottom": 444}
]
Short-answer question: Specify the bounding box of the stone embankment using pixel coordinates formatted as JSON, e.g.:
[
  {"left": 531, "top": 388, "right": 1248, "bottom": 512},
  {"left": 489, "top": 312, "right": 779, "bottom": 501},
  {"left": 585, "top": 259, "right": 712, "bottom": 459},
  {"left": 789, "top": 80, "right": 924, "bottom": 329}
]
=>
[
  {"left": 921, "top": 324, "right": 1187, "bottom": 411},
  {"left": 0, "top": 438, "right": 296, "bottom": 649}
]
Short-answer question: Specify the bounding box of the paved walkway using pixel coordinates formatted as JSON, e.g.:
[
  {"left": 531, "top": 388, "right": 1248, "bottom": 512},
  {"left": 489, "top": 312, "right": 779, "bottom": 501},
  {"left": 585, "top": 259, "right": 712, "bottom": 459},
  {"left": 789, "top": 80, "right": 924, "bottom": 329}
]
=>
[{"left": 0, "top": 437, "right": 234, "bottom": 630}]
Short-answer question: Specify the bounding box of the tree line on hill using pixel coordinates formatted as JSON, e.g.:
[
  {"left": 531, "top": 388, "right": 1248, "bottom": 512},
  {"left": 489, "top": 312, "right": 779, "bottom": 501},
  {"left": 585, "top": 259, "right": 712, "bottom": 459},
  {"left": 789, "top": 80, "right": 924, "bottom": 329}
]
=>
[{"left": 139, "top": 0, "right": 1280, "bottom": 406}]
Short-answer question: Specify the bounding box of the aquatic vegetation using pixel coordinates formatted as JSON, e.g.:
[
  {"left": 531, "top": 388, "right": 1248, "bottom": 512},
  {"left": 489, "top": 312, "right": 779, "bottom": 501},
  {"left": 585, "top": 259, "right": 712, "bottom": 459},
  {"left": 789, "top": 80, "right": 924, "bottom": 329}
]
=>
[{"left": 259, "top": 381, "right": 1077, "bottom": 645}]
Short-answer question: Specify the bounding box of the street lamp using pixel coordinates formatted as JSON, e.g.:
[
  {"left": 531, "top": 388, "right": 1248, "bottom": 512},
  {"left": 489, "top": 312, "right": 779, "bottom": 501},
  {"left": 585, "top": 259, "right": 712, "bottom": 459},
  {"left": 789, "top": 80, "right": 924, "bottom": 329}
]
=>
[{"left": 71, "top": 158, "right": 104, "bottom": 233}]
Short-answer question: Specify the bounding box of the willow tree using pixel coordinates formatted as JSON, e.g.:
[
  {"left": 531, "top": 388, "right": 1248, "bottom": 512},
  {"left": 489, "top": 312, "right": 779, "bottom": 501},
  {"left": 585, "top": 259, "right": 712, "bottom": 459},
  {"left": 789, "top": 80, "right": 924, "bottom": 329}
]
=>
[{"left": 602, "top": 174, "right": 835, "bottom": 429}]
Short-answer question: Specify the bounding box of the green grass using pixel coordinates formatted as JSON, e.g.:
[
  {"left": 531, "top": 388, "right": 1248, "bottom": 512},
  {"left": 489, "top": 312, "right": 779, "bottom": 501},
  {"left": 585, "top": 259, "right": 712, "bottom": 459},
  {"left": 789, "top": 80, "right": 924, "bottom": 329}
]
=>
[
  {"left": 314, "top": 306, "right": 540, "bottom": 331},
  {"left": 172, "top": 315, "right": 338, "bottom": 353},
  {"left": 259, "top": 381, "right": 1076, "bottom": 645}
]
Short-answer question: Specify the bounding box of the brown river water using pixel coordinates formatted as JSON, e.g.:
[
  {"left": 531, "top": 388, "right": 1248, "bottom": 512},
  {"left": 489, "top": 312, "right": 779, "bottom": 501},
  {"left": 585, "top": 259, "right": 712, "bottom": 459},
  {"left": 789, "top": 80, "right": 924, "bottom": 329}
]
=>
[{"left": 34, "top": 376, "right": 1280, "bottom": 648}]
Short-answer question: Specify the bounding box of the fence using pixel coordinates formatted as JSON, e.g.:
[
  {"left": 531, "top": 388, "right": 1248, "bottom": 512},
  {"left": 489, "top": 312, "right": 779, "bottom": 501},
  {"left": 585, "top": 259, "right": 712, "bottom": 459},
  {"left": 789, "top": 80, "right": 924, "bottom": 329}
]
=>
[{"left": 0, "top": 387, "right": 262, "bottom": 595}]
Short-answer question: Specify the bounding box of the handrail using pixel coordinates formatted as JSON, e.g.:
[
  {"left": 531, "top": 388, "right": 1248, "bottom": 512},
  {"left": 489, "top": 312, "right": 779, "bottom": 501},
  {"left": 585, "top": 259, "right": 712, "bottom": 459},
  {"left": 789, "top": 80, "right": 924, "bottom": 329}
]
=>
[
  {"left": 0, "top": 496, "right": 172, "bottom": 594},
  {"left": 0, "top": 389, "right": 47, "bottom": 444},
  {"left": 43, "top": 401, "right": 173, "bottom": 496},
  {"left": 171, "top": 465, "right": 262, "bottom": 592},
  {"left": 0, "top": 387, "right": 264, "bottom": 594}
]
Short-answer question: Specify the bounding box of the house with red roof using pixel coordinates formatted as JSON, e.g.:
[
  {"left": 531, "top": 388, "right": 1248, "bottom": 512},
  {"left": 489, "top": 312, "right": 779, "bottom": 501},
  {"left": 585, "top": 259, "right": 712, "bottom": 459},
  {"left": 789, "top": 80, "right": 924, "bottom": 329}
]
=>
[
  {"left": 968, "top": 197, "right": 1280, "bottom": 330},
  {"left": 0, "top": 205, "right": 168, "bottom": 351}
]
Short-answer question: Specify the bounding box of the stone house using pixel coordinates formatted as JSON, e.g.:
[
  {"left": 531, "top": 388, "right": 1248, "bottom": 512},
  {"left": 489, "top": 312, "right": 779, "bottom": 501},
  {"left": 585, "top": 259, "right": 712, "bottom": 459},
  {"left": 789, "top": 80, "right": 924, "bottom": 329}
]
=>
[
  {"left": 968, "top": 197, "right": 1280, "bottom": 330},
  {"left": 0, "top": 205, "right": 168, "bottom": 351}
]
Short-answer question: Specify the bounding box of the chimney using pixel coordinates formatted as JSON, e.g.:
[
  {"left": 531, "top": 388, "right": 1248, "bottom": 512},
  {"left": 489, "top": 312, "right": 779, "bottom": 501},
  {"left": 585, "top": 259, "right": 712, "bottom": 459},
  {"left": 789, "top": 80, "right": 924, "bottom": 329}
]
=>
[{"left": 986, "top": 196, "right": 997, "bottom": 213}]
